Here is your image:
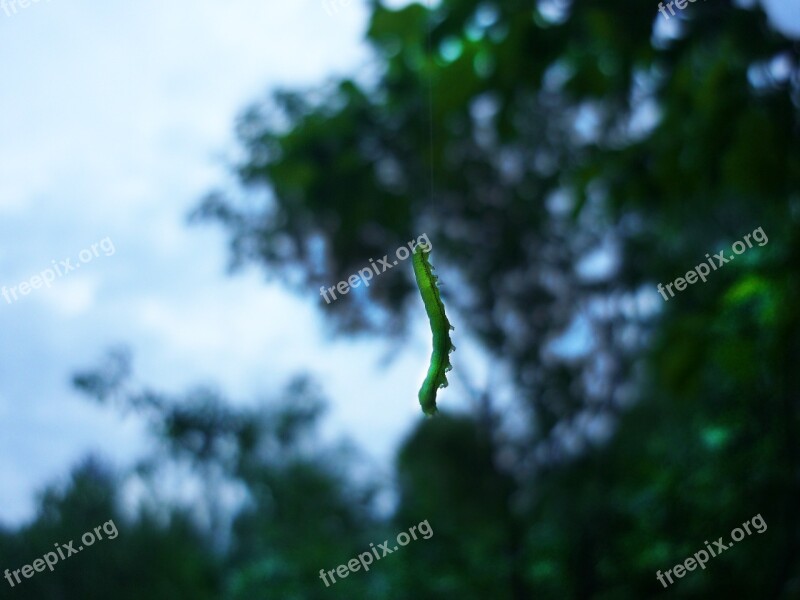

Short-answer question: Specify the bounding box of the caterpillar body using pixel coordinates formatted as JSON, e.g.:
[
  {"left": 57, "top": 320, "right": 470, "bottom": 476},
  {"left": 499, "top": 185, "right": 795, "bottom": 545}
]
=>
[{"left": 411, "top": 241, "right": 455, "bottom": 416}]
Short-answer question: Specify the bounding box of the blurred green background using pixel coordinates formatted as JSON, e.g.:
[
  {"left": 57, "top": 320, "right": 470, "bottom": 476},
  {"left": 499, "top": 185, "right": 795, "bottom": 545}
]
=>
[{"left": 2, "top": 0, "right": 799, "bottom": 597}]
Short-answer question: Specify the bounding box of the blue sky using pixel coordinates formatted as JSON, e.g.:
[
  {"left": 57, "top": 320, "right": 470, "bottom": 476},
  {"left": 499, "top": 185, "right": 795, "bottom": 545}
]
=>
[
  {"left": 0, "top": 0, "right": 796, "bottom": 526},
  {"left": 0, "top": 0, "right": 486, "bottom": 525}
]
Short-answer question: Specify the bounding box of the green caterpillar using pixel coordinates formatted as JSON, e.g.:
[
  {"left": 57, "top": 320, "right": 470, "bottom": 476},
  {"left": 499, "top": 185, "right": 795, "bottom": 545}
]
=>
[{"left": 412, "top": 240, "right": 455, "bottom": 416}]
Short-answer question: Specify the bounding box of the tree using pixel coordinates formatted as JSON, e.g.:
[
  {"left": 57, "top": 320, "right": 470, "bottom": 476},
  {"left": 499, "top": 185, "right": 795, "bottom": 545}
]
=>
[{"left": 194, "top": 0, "right": 800, "bottom": 595}]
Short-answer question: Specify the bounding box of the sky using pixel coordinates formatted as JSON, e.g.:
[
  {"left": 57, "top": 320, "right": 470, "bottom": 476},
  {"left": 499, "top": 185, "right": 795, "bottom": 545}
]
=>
[
  {"left": 0, "top": 0, "right": 796, "bottom": 526},
  {"left": 0, "top": 0, "right": 483, "bottom": 526}
]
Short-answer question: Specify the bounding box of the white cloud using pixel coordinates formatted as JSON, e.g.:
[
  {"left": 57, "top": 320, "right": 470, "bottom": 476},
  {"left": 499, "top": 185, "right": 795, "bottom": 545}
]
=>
[{"left": 0, "top": 0, "right": 380, "bottom": 523}]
